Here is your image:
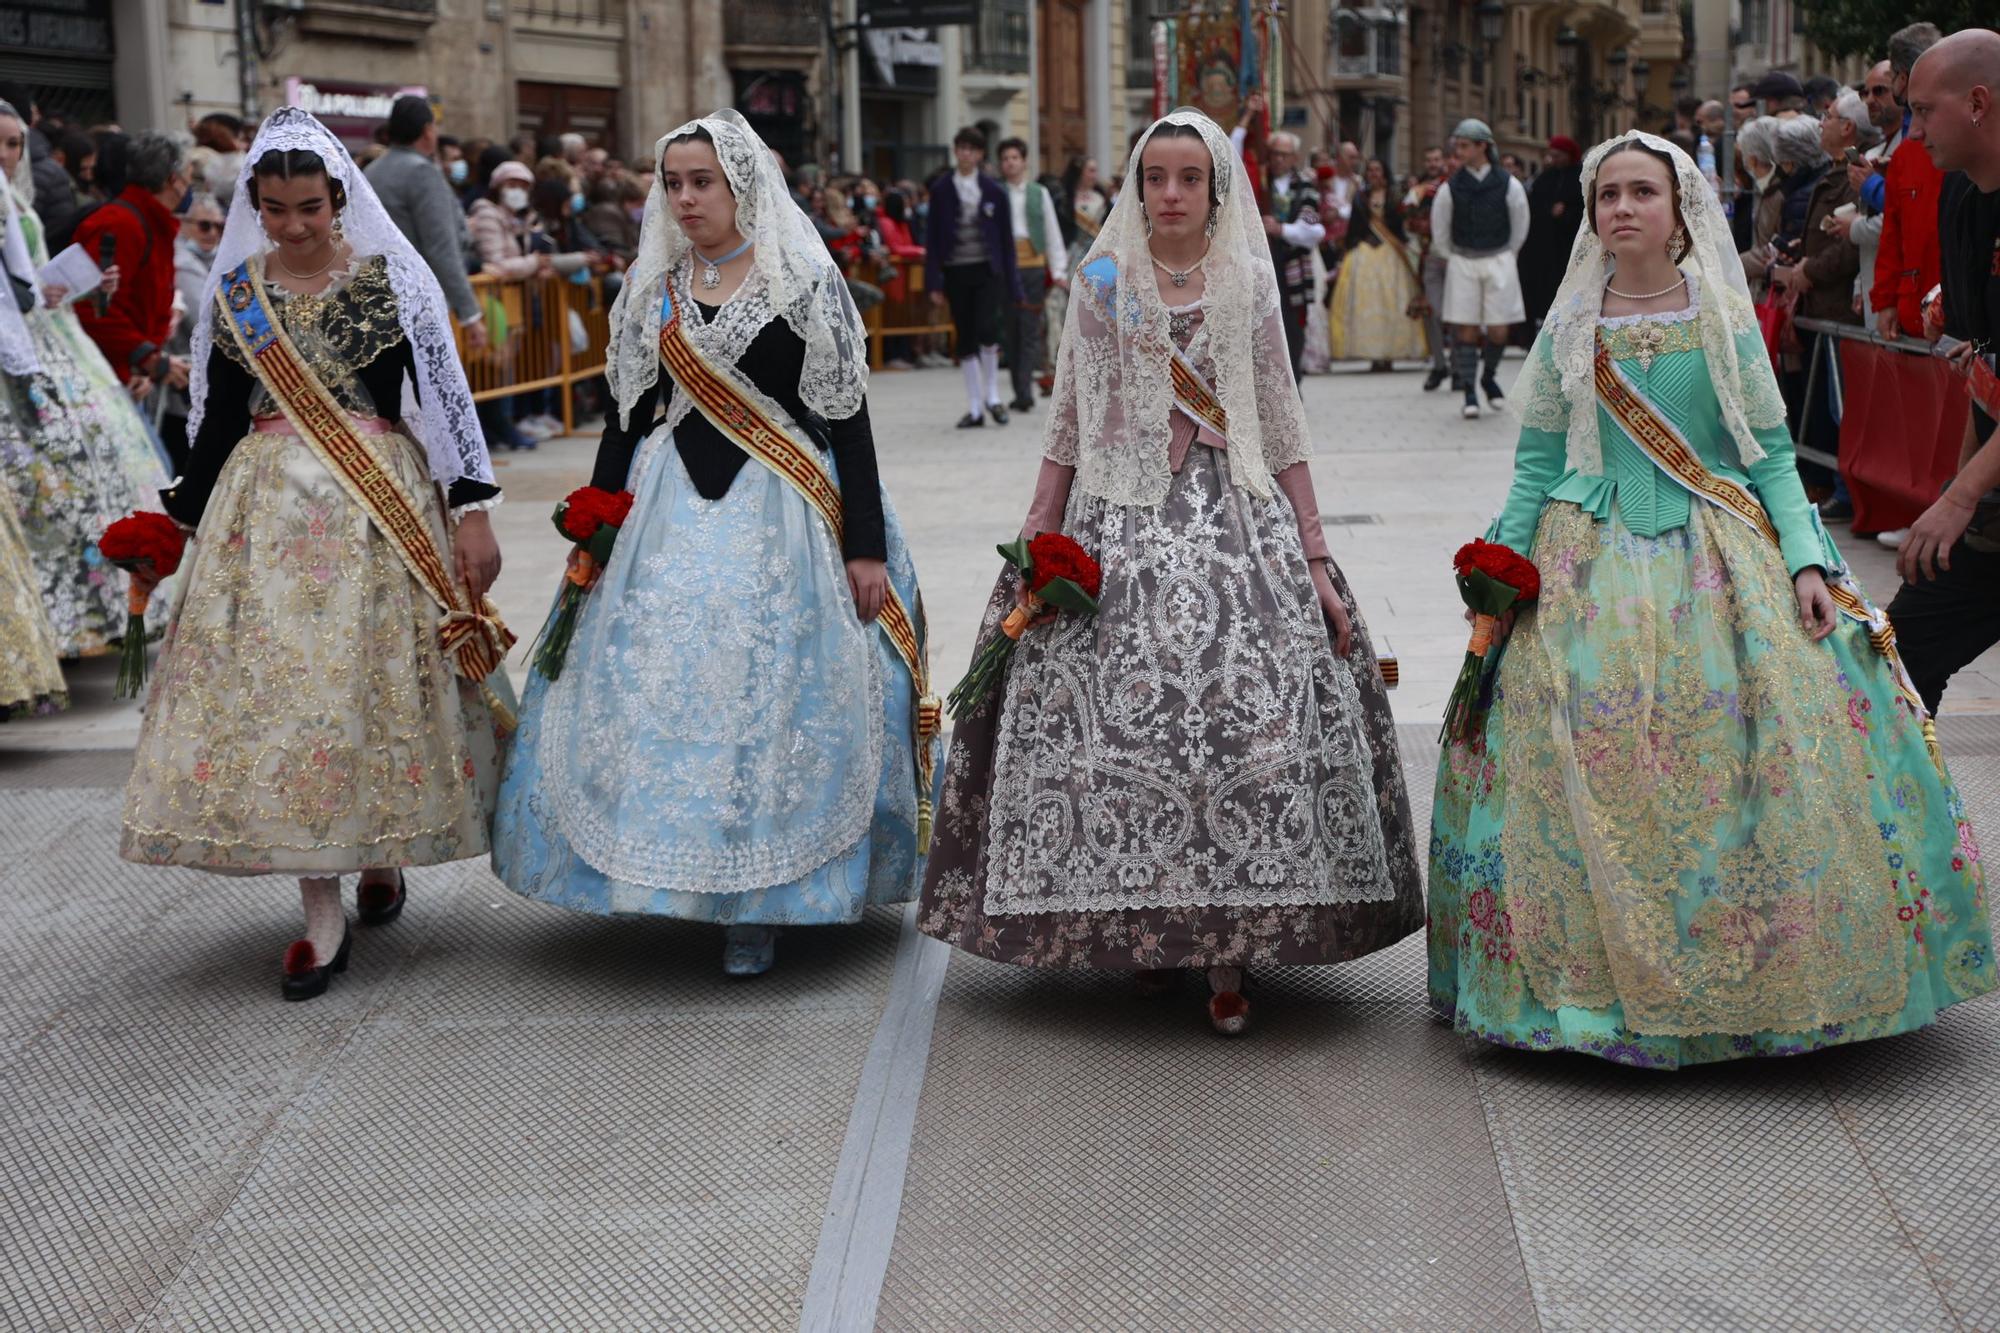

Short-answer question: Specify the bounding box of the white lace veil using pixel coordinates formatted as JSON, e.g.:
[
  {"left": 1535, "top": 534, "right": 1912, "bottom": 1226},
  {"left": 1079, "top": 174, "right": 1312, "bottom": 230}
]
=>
[
  {"left": 1046, "top": 107, "right": 1306, "bottom": 506},
  {"left": 188, "top": 106, "right": 493, "bottom": 489},
  {"left": 1514, "top": 129, "right": 1786, "bottom": 473},
  {"left": 0, "top": 101, "right": 41, "bottom": 376},
  {"left": 607, "top": 107, "right": 866, "bottom": 425}
]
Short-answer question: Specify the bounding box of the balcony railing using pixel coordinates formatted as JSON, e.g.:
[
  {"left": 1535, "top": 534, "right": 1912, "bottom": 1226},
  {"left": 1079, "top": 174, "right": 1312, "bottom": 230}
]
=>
[
  {"left": 1332, "top": 11, "right": 1402, "bottom": 81},
  {"left": 513, "top": 0, "right": 611, "bottom": 24},
  {"left": 969, "top": 0, "right": 1029, "bottom": 74},
  {"left": 727, "top": 0, "right": 820, "bottom": 47}
]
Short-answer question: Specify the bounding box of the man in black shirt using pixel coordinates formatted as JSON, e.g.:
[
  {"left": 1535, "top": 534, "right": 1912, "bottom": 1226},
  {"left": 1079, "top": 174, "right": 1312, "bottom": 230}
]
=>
[{"left": 1885, "top": 29, "right": 2000, "bottom": 714}]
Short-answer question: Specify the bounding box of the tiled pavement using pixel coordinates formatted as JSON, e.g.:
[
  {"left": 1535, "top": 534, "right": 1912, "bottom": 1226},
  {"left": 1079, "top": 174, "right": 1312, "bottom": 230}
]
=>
[{"left": 5, "top": 364, "right": 1998, "bottom": 1330}]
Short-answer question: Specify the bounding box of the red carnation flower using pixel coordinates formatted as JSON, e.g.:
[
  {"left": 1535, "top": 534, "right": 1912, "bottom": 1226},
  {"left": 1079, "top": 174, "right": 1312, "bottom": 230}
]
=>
[
  {"left": 557, "top": 486, "right": 633, "bottom": 542},
  {"left": 100, "top": 511, "right": 187, "bottom": 579},
  {"left": 1027, "top": 532, "right": 1102, "bottom": 600}
]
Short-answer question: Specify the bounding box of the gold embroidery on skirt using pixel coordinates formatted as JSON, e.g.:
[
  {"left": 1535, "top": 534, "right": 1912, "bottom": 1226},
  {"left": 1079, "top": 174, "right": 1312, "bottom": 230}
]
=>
[{"left": 1493, "top": 502, "right": 1908, "bottom": 1036}]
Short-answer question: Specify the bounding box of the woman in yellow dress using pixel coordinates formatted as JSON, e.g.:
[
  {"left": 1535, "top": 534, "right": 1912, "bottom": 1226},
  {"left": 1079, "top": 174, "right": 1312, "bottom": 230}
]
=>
[{"left": 1327, "top": 158, "right": 1429, "bottom": 370}]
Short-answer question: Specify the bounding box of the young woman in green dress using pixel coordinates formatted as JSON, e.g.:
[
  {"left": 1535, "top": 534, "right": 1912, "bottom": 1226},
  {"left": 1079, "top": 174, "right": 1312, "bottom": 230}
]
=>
[{"left": 1429, "top": 132, "right": 1994, "bottom": 1067}]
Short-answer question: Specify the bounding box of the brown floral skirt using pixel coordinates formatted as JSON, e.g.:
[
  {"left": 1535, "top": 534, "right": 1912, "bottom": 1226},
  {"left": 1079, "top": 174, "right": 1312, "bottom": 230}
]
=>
[{"left": 918, "top": 559, "right": 1424, "bottom": 971}]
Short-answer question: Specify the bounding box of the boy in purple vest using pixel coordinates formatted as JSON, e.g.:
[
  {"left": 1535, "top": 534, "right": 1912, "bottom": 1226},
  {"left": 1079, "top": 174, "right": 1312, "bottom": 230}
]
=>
[{"left": 927, "top": 126, "right": 1025, "bottom": 428}]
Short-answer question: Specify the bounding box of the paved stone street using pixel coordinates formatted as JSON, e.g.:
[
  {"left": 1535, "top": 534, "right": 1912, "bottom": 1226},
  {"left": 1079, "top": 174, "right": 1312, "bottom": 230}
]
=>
[{"left": 6, "top": 362, "right": 2000, "bottom": 1330}]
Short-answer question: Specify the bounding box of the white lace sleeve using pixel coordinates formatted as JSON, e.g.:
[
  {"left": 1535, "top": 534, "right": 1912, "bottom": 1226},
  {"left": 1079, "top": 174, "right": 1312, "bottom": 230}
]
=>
[
  {"left": 1041, "top": 274, "right": 1092, "bottom": 466},
  {"left": 1254, "top": 301, "right": 1312, "bottom": 470}
]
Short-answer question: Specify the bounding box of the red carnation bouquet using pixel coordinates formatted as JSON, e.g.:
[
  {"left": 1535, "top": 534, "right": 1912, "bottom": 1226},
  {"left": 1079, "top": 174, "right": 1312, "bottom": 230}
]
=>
[
  {"left": 946, "top": 532, "right": 1102, "bottom": 719},
  {"left": 98, "top": 512, "right": 187, "bottom": 698},
  {"left": 1441, "top": 538, "right": 1540, "bottom": 744},
  {"left": 530, "top": 485, "right": 634, "bottom": 681}
]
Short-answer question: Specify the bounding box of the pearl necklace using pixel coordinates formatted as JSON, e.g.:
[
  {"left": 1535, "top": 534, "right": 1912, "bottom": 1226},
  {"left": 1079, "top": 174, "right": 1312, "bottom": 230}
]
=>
[
  {"left": 1150, "top": 241, "right": 1210, "bottom": 288},
  {"left": 1605, "top": 273, "right": 1687, "bottom": 301}
]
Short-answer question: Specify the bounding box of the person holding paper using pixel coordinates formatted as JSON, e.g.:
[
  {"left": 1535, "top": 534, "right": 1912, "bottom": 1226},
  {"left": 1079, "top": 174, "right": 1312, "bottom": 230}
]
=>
[{"left": 0, "top": 99, "right": 171, "bottom": 657}]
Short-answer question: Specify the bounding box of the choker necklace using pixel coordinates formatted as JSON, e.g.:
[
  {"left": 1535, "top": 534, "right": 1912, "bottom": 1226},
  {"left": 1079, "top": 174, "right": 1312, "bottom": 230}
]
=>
[
  {"left": 1150, "top": 241, "right": 1210, "bottom": 288},
  {"left": 693, "top": 237, "right": 753, "bottom": 290},
  {"left": 1606, "top": 273, "right": 1687, "bottom": 301},
  {"left": 272, "top": 245, "right": 340, "bottom": 282}
]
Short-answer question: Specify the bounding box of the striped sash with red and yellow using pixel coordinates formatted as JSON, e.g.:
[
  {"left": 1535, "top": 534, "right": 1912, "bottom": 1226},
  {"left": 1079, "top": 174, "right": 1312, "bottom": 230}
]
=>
[
  {"left": 217, "top": 261, "right": 515, "bottom": 691},
  {"left": 656, "top": 280, "right": 942, "bottom": 850},
  {"left": 1594, "top": 345, "right": 1937, "bottom": 761}
]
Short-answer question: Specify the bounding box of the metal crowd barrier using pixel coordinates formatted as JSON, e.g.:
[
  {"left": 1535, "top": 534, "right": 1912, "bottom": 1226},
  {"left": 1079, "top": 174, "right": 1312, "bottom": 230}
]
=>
[
  {"left": 1793, "top": 315, "right": 1936, "bottom": 471},
  {"left": 452, "top": 272, "right": 613, "bottom": 434},
  {"left": 860, "top": 256, "right": 956, "bottom": 369}
]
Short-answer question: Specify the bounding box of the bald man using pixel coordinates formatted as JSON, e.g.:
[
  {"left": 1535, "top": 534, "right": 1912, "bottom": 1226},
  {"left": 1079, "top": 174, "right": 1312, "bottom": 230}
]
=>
[{"left": 1884, "top": 29, "right": 2000, "bottom": 713}]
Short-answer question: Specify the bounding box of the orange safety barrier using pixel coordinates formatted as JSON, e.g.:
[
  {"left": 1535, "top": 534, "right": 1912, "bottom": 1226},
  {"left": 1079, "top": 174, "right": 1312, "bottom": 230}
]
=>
[
  {"left": 860, "top": 255, "right": 955, "bottom": 369},
  {"left": 1799, "top": 316, "right": 1974, "bottom": 536},
  {"left": 452, "top": 272, "right": 613, "bottom": 434}
]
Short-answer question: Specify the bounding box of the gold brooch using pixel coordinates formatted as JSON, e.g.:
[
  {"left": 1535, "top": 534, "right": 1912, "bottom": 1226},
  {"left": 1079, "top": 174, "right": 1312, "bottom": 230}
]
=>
[{"left": 227, "top": 281, "right": 255, "bottom": 312}]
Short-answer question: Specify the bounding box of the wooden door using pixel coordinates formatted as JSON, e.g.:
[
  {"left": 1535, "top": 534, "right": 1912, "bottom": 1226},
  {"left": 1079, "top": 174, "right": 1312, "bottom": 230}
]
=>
[
  {"left": 515, "top": 82, "right": 620, "bottom": 150},
  {"left": 1037, "top": 0, "right": 1088, "bottom": 172}
]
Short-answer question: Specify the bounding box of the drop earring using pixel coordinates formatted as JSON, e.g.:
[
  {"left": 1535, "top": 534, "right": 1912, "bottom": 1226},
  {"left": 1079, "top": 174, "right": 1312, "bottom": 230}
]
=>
[
  {"left": 1141, "top": 203, "right": 1152, "bottom": 238},
  {"left": 332, "top": 212, "right": 346, "bottom": 245}
]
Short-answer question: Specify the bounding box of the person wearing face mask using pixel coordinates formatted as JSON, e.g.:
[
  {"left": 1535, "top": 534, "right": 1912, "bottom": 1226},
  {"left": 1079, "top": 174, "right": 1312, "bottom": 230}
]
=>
[
  {"left": 365, "top": 95, "right": 487, "bottom": 353},
  {"left": 0, "top": 104, "right": 173, "bottom": 658},
  {"left": 1734, "top": 116, "right": 1786, "bottom": 298},
  {"left": 157, "top": 192, "right": 226, "bottom": 471}
]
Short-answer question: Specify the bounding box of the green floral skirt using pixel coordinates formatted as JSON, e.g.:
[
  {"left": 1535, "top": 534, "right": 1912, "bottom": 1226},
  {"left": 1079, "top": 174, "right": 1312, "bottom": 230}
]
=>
[{"left": 1429, "top": 502, "right": 1994, "bottom": 1068}]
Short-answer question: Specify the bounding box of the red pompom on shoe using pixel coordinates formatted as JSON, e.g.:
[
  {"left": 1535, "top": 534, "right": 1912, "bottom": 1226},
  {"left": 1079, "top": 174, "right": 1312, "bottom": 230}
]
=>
[
  {"left": 282, "top": 939, "right": 319, "bottom": 976},
  {"left": 1208, "top": 990, "right": 1250, "bottom": 1037}
]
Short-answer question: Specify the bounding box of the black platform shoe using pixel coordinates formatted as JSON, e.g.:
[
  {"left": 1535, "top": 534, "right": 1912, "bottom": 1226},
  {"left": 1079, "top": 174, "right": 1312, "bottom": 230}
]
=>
[
  {"left": 281, "top": 924, "right": 352, "bottom": 1002},
  {"left": 987, "top": 404, "right": 1010, "bottom": 425},
  {"left": 955, "top": 412, "right": 985, "bottom": 429},
  {"left": 1423, "top": 366, "right": 1448, "bottom": 392},
  {"left": 357, "top": 870, "right": 406, "bottom": 927}
]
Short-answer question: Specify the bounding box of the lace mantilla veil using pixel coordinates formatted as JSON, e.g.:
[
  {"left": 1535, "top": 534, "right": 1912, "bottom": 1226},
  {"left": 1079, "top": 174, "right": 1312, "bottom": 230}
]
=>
[
  {"left": 607, "top": 108, "right": 866, "bottom": 425},
  {"left": 187, "top": 107, "right": 494, "bottom": 490},
  {"left": 0, "top": 100, "right": 41, "bottom": 376},
  {"left": 1045, "top": 107, "right": 1309, "bottom": 507},
  {"left": 1513, "top": 129, "right": 1787, "bottom": 474}
]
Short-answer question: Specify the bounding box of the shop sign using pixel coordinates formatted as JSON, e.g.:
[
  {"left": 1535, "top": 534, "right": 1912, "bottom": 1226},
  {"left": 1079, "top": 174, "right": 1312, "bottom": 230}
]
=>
[
  {"left": 0, "top": 0, "right": 113, "bottom": 60},
  {"left": 285, "top": 78, "right": 430, "bottom": 148}
]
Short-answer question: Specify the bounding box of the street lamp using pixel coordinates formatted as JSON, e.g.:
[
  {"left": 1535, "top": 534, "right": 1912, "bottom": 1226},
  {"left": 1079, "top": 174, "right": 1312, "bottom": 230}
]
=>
[
  {"left": 1554, "top": 25, "right": 1579, "bottom": 78},
  {"left": 1632, "top": 58, "right": 1652, "bottom": 127},
  {"left": 1475, "top": 0, "right": 1504, "bottom": 44},
  {"left": 1475, "top": 1, "right": 1505, "bottom": 125},
  {"left": 1608, "top": 46, "right": 1629, "bottom": 85}
]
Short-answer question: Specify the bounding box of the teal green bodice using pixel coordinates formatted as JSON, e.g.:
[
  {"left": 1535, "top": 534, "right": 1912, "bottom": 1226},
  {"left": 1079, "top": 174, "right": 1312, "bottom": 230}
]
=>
[{"left": 1492, "top": 305, "right": 1827, "bottom": 578}]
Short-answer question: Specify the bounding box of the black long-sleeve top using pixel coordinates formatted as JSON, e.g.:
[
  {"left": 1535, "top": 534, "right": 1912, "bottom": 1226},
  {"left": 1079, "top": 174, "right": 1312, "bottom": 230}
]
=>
[
  {"left": 588, "top": 297, "right": 886, "bottom": 562},
  {"left": 161, "top": 341, "right": 503, "bottom": 527}
]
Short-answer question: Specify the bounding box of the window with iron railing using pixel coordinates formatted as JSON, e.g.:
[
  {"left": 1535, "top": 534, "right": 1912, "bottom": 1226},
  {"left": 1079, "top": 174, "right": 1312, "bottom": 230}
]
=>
[
  {"left": 1127, "top": 0, "right": 1174, "bottom": 82},
  {"left": 1332, "top": 9, "right": 1403, "bottom": 80},
  {"left": 328, "top": 0, "right": 438, "bottom": 13},
  {"left": 727, "top": 0, "right": 820, "bottom": 46},
  {"left": 970, "top": 0, "right": 1030, "bottom": 74},
  {"left": 514, "top": 0, "right": 609, "bottom": 23}
]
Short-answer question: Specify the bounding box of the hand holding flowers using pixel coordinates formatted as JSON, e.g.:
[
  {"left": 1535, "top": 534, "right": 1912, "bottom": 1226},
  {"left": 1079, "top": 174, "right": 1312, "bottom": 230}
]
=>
[
  {"left": 951, "top": 532, "right": 1102, "bottom": 720},
  {"left": 531, "top": 486, "right": 633, "bottom": 680},
  {"left": 99, "top": 512, "right": 188, "bottom": 699},
  {"left": 1441, "top": 538, "right": 1540, "bottom": 744}
]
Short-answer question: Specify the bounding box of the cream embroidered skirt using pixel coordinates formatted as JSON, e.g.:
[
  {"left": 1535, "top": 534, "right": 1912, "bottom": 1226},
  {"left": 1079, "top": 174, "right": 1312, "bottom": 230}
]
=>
[{"left": 121, "top": 427, "right": 510, "bottom": 874}]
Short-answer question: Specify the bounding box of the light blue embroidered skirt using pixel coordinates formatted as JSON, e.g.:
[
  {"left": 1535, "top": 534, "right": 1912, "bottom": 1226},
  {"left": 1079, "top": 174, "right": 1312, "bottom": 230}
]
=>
[{"left": 491, "top": 428, "right": 926, "bottom": 924}]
